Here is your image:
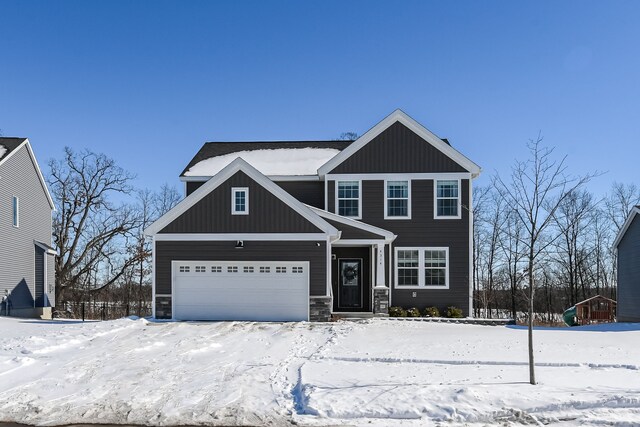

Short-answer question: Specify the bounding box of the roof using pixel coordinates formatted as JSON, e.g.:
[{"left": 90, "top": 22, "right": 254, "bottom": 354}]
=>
[
  {"left": 574, "top": 295, "right": 617, "bottom": 306},
  {"left": 613, "top": 206, "right": 640, "bottom": 248},
  {"left": 317, "top": 109, "right": 482, "bottom": 177},
  {"left": 181, "top": 140, "right": 353, "bottom": 177},
  {"left": 0, "top": 137, "right": 27, "bottom": 161},
  {"left": 145, "top": 157, "right": 340, "bottom": 237},
  {"left": 306, "top": 205, "right": 396, "bottom": 243}
]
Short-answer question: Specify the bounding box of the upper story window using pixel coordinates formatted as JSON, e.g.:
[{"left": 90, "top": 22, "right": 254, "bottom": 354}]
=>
[
  {"left": 231, "top": 187, "right": 249, "bottom": 215},
  {"left": 12, "top": 196, "right": 19, "bottom": 227},
  {"left": 435, "top": 179, "right": 460, "bottom": 219},
  {"left": 385, "top": 180, "right": 410, "bottom": 219},
  {"left": 395, "top": 247, "right": 449, "bottom": 289},
  {"left": 337, "top": 181, "right": 361, "bottom": 218}
]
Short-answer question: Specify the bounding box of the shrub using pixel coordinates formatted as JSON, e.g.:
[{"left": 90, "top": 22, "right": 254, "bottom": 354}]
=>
[
  {"left": 389, "top": 306, "right": 407, "bottom": 317},
  {"left": 406, "top": 307, "right": 421, "bottom": 317},
  {"left": 423, "top": 306, "right": 440, "bottom": 317},
  {"left": 445, "top": 306, "right": 464, "bottom": 318}
]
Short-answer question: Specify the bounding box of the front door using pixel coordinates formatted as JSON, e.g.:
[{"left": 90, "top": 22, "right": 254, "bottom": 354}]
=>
[{"left": 338, "top": 258, "right": 362, "bottom": 309}]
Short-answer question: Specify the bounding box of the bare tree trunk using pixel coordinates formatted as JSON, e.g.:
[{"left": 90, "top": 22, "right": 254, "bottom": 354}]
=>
[{"left": 528, "top": 256, "right": 536, "bottom": 385}]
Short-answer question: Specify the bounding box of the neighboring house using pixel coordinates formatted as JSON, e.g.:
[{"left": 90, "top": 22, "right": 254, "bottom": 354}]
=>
[
  {"left": 145, "top": 110, "right": 481, "bottom": 321},
  {"left": 613, "top": 206, "right": 640, "bottom": 322},
  {"left": 0, "top": 138, "right": 56, "bottom": 318}
]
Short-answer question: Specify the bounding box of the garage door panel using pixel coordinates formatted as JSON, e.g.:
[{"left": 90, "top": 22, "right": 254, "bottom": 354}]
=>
[{"left": 172, "top": 261, "right": 310, "bottom": 321}]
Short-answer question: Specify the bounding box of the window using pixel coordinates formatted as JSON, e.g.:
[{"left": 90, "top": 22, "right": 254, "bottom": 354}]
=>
[
  {"left": 227, "top": 266, "right": 239, "bottom": 273},
  {"left": 211, "top": 266, "right": 222, "bottom": 273},
  {"left": 276, "top": 266, "right": 287, "bottom": 273},
  {"left": 385, "top": 180, "right": 410, "bottom": 218},
  {"left": 435, "top": 180, "right": 460, "bottom": 218},
  {"left": 195, "top": 266, "right": 206, "bottom": 273},
  {"left": 395, "top": 247, "right": 449, "bottom": 288},
  {"left": 337, "top": 181, "right": 360, "bottom": 218},
  {"left": 259, "top": 266, "right": 270, "bottom": 273},
  {"left": 243, "top": 266, "right": 254, "bottom": 273},
  {"left": 231, "top": 187, "right": 249, "bottom": 215},
  {"left": 179, "top": 266, "right": 190, "bottom": 273},
  {"left": 292, "top": 266, "right": 304, "bottom": 274},
  {"left": 12, "top": 196, "right": 19, "bottom": 227}
]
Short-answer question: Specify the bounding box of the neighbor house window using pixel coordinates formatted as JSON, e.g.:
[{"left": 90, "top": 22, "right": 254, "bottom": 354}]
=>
[
  {"left": 385, "top": 180, "right": 410, "bottom": 218},
  {"left": 337, "top": 181, "right": 360, "bottom": 218},
  {"left": 231, "top": 187, "right": 249, "bottom": 215},
  {"left": 12, "top": 196, "right": 19, "bottom": 227},
  {"left": 395, "top": 247, "right": 449, "bottom": 288},
  {"left": 435, "top": 180, "right": 460, "bottom": 218}
]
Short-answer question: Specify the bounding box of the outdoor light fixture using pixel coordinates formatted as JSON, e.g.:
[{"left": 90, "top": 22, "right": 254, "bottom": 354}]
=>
[{"left": 235, "top": 240, "right": 244, "bottom": 249}]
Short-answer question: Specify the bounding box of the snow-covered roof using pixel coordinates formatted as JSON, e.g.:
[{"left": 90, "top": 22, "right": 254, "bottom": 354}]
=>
[{"left": 184, "top": 147, "right": 341, "bottom": 177}]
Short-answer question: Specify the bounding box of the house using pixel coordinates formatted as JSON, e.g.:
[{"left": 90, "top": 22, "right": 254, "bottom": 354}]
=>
[
  {"left": 144, "top": 110, "right": 481, "bottom": 321},
  {"left": 613, "top": 206, "right": 640, "bottom": 322},
  {"left": 0, "top": 138, "right": 56, "bottom": 319}
]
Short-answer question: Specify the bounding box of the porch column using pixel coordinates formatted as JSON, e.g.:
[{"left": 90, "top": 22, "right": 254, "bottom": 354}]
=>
[
  {"left": 374, "top": 243, "right": 389, "bottom": 315},
  {"left": 376, "top": 243, "right": 386, "bottom": 287}
]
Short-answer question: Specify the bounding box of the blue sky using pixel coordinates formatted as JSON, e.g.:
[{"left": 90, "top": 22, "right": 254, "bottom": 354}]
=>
[{"left": 1, "top": 1, "right": 638, "bottom": 197}]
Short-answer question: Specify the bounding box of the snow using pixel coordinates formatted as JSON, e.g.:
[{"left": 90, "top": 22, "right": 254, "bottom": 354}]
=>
[
  {"left": 0, "top": 145, "right": 7, "bottom": 159},
  {"left": 184, "top": 148, "right": 340, "bottom": 176},
  {"left": 0, "top": 317, "right": 639, "bottom": 426}
]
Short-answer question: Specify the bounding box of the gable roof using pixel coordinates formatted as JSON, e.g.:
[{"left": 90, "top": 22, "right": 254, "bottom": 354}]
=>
[
  {"left": 145, "top": 157, "right": 340, "bottom": 237},
  {"left": 0, "top": 137, "right": 55, "bottom": 210},
  {"left": 317, "top": 109, "right": 482, "bottom": 177},
  {"left": 181, "top": 140, "right": 353, "bottom": 178},
  {"left": 613, "top": 205, "right": 640, "bottom": 248}
]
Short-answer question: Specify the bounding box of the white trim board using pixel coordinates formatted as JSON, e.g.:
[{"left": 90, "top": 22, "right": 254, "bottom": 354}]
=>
[
  {"left": 306, "top": 205, "right": 396, "bottom": 243},
  {"left": 144, "top": 157, "right": 340, "bottom": 237},
  {"left": 180, "top": 174, "right": 321, "bottom": 182},
  {"left": 317, "top": 109, "right": 481, "bottom": 178},
  {"left": 325, "top": 172, "right": 472, "bottom": 181},
  {"left": 154, "top": 233, "right": 331, "bottom": 241},
  {"left": 614, "top": 206, "right": 640, "bottom": 248}
]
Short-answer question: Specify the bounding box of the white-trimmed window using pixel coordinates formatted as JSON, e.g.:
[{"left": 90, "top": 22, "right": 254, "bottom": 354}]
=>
[
  {"left": 435, "top": 180, "right": 460, "bottom": 219},
  {"left": 337, "top": 181, "right": 361, "bottom": 218},
  {"left": 395, "top": 247, "right": 449, "bottom": 289},
  {"left": 385, "top": 180, "right": 410, "bottom": 219},
  {"left": 231, "top": 187, "right": 249, "bottom": 215},
  {"left": 12, "top": 196, "right": 19, "bottom": 227}
]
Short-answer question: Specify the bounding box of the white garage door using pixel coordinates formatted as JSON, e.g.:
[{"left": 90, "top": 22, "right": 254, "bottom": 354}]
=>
[{"left": 172, "top": 261, "right": 309, "bottom": 321}]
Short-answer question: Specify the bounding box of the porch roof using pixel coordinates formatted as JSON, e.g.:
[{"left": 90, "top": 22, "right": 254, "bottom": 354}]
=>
[{"left": 306, "top": 206, "right": 396, "bottom": 243}]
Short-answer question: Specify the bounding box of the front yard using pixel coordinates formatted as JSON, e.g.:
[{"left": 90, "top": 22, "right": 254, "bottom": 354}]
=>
[{"left": 0, "top": 317, "right": 638, "bottom": 426}]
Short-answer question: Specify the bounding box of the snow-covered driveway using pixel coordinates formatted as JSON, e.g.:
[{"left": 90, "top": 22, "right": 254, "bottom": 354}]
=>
[{"left": 0, "top": 317, "right": 638, "bottom": 426}]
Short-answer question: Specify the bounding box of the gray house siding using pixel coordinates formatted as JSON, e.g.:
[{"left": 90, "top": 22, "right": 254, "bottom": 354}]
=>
[
  {"left": 186, "top": 181, "right": 205, "bottom": 196},
  {"left": 161, "top": 171, "right": 323, "bottom": 234},
  {"left": 276, "top": 181, "right": 325, "bottom": 209},
  {"left": 327, "top": 178, "right": 470, "bottom": 315},
  {"left": 328, "top": 122, "right": 469, "bottom": 174},
  {"left": 155, "top": 240, "right": 327, "bottom": 319},
  {"left": 0, "top": 145, "right": 54, "bottom": 316},
  {"left": 617, "top": 215, "right": 640, "bottom": 322}
]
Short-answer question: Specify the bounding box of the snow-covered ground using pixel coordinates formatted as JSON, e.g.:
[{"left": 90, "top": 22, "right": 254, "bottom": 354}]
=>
[{"left": 0, "top": 317, "right": 638, "bottom": 426}]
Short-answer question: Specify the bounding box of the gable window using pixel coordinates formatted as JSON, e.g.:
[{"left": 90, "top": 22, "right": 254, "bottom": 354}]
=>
[
  {"left": 337, "top": 181, "right": 361, "bottom": 218},
  {"left": 12, "top": 196, "right": 19, "bottom": 227},
  {"left": 435, "top": 180, "right": 460, "bottom": 219},
  {"left": 385, "top": 180, "right": 410, "bottom": 219},
  {"left": 395, "top": 247, "right": 449, "bottom": 289},
  {"left": 231, "top": 187, "right": 249, "bottom": 215}
]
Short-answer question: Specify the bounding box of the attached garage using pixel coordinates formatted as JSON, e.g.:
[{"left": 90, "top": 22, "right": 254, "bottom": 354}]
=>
[{"left": 172, "top": 260, "right": 310, "bottom": 321}]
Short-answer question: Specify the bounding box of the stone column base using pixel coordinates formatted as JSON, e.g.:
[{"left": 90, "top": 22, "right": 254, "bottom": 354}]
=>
[
  {"left": 309, "top": 296, "right": 332, "bottom": 322},
  {"left": 373, "top": 287, "right": 389, "bottom": 315}
]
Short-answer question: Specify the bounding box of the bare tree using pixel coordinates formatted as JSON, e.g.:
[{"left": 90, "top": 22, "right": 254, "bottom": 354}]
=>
[
  {"left": 48, "top": 147, "right": 141, "bottom": 305},
  {"left": 337, "top": 132, "right": 358, "bottom": 140},
  {"left": 494, "top": 135, "right": 593, "bottom": 385},
  {"left": 605, "top": 182, "right": 640, "bottom": 232}
]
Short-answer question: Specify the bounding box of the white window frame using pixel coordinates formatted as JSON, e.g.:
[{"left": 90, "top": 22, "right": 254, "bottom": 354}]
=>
[
  {"left": 231, "top": 187, "right": 249, "bottom": 215},
  {"left": 394, "top": 247, "right": 449, "bottom": 289},
  {"left": 384, "top": 179, "right": 411, "bottom": 219},
  {"left": 12, "top": 196, "right": 19, "bottom": 227},
  {"left": 434, "top": 179, "right": 461, "bottom": 219},
  {"left": 335, "top": 180, "right": 362, "bottom": 219}
]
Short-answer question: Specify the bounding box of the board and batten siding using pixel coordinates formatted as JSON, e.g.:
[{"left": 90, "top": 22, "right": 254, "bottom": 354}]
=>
[
  {"left": 162, "top": 171, "right": 323, "bottom": 234},
  {"left": 327, "top": 178, "right": 470, "bottom": 315},
  {"left": 327, "top": 121, "right": 469, "bottom": 174},
  {"left": 155, "top": 240, "right": 327, "bottom": 319},
  {"left": 0, "top": 146, "right": 54, "bottom": 311},
  {"left": 617, "top": 215, "right": 640, "bottom": 322}
]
